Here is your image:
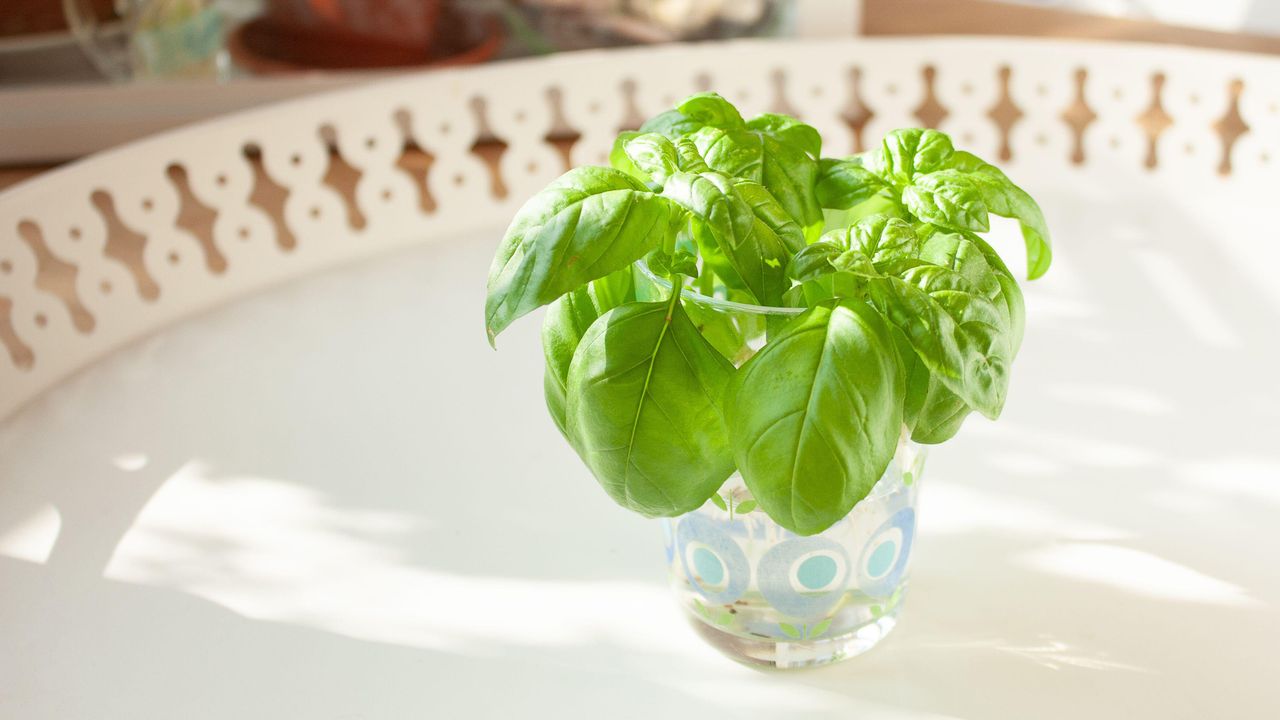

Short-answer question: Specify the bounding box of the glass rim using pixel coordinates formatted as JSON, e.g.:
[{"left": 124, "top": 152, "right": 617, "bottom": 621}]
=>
[{"left": 635, "top": 260, "right": 806, "bottom": 317}]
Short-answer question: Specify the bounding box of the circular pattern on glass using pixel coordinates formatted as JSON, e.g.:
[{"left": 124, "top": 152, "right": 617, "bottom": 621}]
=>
[
  {"left": 796, "top": 555, "right": 837, "bottom": 590},
  {"left": 660, "top": 519, "right": 675, "bottom": 564},
  {"left": 675, "top": 514, "right": 748, "bottom": 605},
  {"left": 757, "top": 536, "right": 850, "bottom": 619},
  {"left": 691, "top": 547, "right": 724, "bottom": 585},
  {"left": 856, "top": 507, "right": 916, "bottom": 597}
]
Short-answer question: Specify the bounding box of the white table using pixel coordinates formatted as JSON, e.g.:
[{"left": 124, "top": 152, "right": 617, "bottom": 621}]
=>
[{"left": 1, "top": 38, "right": 1277, "bottom": 719}]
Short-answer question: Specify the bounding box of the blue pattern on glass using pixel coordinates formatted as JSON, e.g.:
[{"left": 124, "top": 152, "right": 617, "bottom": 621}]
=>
[
  {"left": 692, "top": 547, "right": 725, "bottom": 585},
  {"left": 757, "top": 536, "right": 850, "bottom": 619},
  {"left": 796, "top": 555, "right": 838, "bottom": 590},
  {"left": 675, "top": 514, "right": 749, "bottom": 605},
  {"left": 664, "top": 443, "right": 924, "bottom": 660},
  {"left": 857, "top": 507, "right": 916, "bottom": 597},
  {"left": 866, "top": 540, "right": 896, "bottom": 577}
]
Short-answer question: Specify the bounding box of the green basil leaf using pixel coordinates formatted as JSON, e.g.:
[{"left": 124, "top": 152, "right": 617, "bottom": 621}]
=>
[
  {"left": 750, "top": 133, "right": 824, "bottom": 242},
  {"left": 788, "top": 241, "right": 844, "bottom": 282},
  {"left": 840, "top": 214, "right": 918, "bottom": 263},
  {"left": 668, "top": 252, "right": 700, "bottom": 278},
  {"left": 902, "top": 170, "right": 990, "bottom": 233},
  {"left": 822, "top": 191, "right": 909, "bottom": 233},
  {"left": 896, "top": 254, "right": 1013, "bottom": 438},
  {"left": 646, "top": 248, "right": 699, "bottom": 278},
  {"left": 731, "top": 179, "right": 807, "bottom": 254},
  {"left": 690, "top": 126, "right": 763, "bottom": 180},
  {"left": 639, "top": 108, "right": 705, "bottom": 140},
  {"left": 608, "top": 131, "right": 646, "bottom": 185},
  {"left": 735, "top": 499, "right": 757, "bottom": 514},
  {"left": 917, "top": 229, "right": 1000, "bottom": 297},
  {"left": 622, "top": 133, "right": 680, "bottom": 187},
  {"left": 867, "top": 273, "right": 960, "bottom": 383},
  {"left": 659, "top": 173, "right": 747, "bottom": 294},
  {"left": 485, "top": 167, "right": 681, "bottom": 344},
  {"left": 747, "top": 113, "right": 822, "bottom": 158},
  {"left": 910, "top": 378, "right": 971, "bottom": 444},
  {"left": 887, "top": 323, "right": 931, "bottom": 433},
  {"left": 870, "top": 263, "right": 1012, "bottom": 419},
  {"left": 917, "top": 229, "right": 1025, "bottom": 354},
  {"left": 784, "top": 271, "right": 869, "bottom": 308},
  {"left": 787, "top": 215, "right": 915, "bottom": 283},
  {"left": 542, "top": 268, "right": 636, "bottom": 441},
  {"left": 676, "top": 92, "right": 745, "bottom": 129},
  {"left": 725, "top": 302, "right": 903, "bottom": 535},
  {"left": 1012, "top": 200, "right": 1053, "bottom": 280},
  {"left": 674, "top": 137, "right": 711, "bottom": 173},
  {"left": 970, "top": 235, "right": 1026, "bottom": 353},
  {"left": 830, "top": 250, "right": 880, "bottom": 277},
  {"left": 710, "top": 492, "right": 728, "bottom": 511},
  {"left": 943, "top": 150, "right": 1052, "bottom": 279},
  {"left": 690, "top": 127, "right": 824, "bottom": 242},
  {"left": 914, "top": 263, "right": 1012, "bottom": 377},
  {"left": 877, "top": 270, "right": 972, "bottom": 444},
  {"left": 867, "top": 128, "right": 955, "bottom": 185},
  {"left": 661, "top": 172, "right": 792, "bottom": 306},
  {"left": 782, "top": 284, "right": 808, "bottom": 309},
  {"left": 566, "top": 295, "right": 736, "bottom": 517},
  {"left": 816, "top": 157, "right": 888, "bottom": 210}
]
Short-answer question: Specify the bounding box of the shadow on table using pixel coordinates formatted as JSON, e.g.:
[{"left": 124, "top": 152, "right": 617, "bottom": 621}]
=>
[{"left": 1, "top": 175, "right": 1278, "bottom": 719}]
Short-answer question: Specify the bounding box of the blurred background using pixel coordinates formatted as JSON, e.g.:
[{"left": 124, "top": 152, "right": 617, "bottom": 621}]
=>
[{"left": 5, "top": 0, "right": 1280, "bottom": 181}]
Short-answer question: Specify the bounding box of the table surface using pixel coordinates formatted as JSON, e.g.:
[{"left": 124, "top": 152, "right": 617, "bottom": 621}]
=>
[{"left": 1, "top": 169, "right": 1278, "bottom": 719}]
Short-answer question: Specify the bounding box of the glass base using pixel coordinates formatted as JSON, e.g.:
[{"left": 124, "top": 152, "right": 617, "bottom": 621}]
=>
[{"left": 686, "top": 606, "right": 902, "bottom": 669}]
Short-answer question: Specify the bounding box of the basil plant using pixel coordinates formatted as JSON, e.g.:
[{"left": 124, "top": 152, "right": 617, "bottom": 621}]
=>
[{"left": 485, "top": 92, "right": 1051, "bottom": 535}]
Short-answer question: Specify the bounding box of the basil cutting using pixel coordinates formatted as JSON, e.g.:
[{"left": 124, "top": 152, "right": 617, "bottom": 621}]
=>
[{"left": 484, "top": 92, "right": 1052, "bottom": 534}]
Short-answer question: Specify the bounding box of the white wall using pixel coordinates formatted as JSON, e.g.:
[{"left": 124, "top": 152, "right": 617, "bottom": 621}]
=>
[{"left": 996, "top": 0, "right": 1280, "bottom": 36}]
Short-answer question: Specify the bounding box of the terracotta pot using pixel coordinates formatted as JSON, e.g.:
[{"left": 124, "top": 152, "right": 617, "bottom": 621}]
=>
[
  {"left": 262, "top": 0, "right": 444, "bottom": 49},
  {"left": 227, "top": 9, "right": 503, "bottom": 73}
]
